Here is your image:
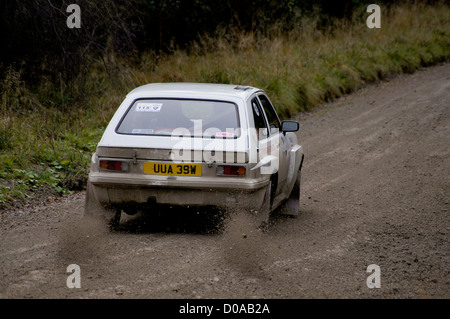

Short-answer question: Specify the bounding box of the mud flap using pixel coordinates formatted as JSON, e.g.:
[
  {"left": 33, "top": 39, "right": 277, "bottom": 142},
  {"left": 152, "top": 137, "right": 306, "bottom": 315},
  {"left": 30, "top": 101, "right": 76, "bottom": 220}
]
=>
[
  {"left": 252, "top": 181, "right": 272, "bottom": 232},
  {"left": 84, "top": 182, "right": 121, "bottom": 230},
  {"left": 281, "top": 170, "right": 301, "bottom": 217}
]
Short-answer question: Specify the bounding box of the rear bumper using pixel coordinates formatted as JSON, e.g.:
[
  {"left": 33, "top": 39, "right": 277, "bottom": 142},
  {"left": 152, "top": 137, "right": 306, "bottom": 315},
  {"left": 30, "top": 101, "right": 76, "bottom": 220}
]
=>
[{"left": 89, "top": 172, "right": 268, "bottom": 210}]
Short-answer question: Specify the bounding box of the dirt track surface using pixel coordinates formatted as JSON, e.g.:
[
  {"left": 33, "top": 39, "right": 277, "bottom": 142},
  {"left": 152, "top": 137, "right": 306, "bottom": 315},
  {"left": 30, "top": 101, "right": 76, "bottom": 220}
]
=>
[{"left": 1, "top": 63, "right": 449, "bottom": 299}]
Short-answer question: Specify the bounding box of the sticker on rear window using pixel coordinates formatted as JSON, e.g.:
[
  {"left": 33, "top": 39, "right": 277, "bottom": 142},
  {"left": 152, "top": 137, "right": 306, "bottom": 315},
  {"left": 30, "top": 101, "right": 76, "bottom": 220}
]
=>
[
  {"left": 135, "top": 103, "right": 163, "bottom": 112},
  {"left": 132, "top": 129, "right": 154, "bottom": 134},
  {"left": 216, "top": 132, "right": 235, "bottom": 138}
]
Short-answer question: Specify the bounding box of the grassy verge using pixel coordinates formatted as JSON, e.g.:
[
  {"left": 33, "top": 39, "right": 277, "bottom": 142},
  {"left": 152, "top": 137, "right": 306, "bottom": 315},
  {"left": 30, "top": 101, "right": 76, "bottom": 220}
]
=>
[{"left": 0, "top": 3, "right": 449, "bottom": 210}]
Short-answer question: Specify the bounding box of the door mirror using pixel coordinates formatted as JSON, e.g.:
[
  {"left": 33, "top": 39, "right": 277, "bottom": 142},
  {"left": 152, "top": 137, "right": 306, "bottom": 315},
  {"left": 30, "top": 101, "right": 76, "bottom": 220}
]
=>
[{"left": 281, "top": 120, "right": 299, "bottom": 133}]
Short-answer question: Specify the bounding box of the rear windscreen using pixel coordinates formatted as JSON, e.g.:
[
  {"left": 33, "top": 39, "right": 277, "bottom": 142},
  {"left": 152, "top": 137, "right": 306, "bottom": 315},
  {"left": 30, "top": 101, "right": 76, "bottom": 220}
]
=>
[{"left": 116, "top": 99, "right": 240, "bottom": 138}]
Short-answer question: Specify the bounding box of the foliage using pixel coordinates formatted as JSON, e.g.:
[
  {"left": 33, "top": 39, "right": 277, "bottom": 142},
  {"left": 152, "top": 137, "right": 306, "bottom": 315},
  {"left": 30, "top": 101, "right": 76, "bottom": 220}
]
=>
[
  {"left": 0, "top": 0, "right": 430, "bottom": 85},
  {"left": 0, "top": 2, "right": 449, "bottom": 209}
]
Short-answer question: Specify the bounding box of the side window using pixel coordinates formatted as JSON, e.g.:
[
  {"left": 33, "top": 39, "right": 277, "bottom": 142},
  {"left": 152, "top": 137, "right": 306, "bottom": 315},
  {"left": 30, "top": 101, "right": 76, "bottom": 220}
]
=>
[
  {"left": 258, "top": 94, "right": 280, "bottom": 134},
  {"left": 251, "top": 97, "right": 268, "bottom": 138}
]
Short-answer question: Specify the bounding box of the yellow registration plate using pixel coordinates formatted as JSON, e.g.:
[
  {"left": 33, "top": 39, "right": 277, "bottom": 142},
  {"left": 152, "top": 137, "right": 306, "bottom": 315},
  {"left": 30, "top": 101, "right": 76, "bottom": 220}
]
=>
[{"left": 143, "top": 162, "right": 202, "bottom": 176}]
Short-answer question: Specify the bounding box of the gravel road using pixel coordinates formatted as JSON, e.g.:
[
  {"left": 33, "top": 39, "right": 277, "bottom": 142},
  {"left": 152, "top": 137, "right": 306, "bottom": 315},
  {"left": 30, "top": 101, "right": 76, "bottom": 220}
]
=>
[{"left": 1, "top": 63, "right": 449, "bottom": 299}]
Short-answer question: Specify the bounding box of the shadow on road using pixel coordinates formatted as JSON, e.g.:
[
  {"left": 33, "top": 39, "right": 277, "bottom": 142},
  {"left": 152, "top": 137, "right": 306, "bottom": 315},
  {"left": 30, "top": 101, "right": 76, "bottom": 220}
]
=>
[{"left": 114, "top": 206, "right": 228, "bottom": 235}]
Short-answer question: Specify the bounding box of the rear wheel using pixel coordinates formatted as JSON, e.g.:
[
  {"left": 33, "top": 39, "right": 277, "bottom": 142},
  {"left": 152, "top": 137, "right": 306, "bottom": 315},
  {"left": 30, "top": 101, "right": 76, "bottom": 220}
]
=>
[{"left": 84, "top": 182, "right": 121, "bottom": 230}]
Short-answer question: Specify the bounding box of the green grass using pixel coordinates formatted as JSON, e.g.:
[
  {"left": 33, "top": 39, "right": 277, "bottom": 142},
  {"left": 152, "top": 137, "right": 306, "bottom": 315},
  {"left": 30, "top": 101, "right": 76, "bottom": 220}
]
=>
[{"left": 0, "top": 3, "right": 449, "bottom": 209}]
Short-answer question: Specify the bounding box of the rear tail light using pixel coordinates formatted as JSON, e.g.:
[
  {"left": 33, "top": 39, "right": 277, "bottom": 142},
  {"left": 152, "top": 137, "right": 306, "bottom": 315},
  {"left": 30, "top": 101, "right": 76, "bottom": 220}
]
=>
[
  {"left": 216, "top": 165, "right": 246, "bottom": 176},
  {"left": 99, "top": 160, "right": 129, "bottom": 172}
]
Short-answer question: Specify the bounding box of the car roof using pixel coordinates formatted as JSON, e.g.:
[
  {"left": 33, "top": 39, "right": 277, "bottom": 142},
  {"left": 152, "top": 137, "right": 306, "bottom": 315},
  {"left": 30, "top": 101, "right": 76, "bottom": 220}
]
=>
[{"left": 127, "top": 82, "right": 262, "bottom": 100}]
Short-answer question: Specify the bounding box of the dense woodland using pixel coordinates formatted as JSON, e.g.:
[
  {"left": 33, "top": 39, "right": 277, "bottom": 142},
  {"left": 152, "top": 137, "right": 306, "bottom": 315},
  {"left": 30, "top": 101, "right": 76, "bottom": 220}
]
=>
[{"left": 1, "top": 0, "right": 411, "bottom": 85}]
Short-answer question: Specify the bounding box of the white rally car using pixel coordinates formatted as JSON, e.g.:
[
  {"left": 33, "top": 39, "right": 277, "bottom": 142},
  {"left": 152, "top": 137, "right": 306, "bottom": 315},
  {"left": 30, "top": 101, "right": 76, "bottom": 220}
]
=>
[{"left": 85, "top": 83, "right": 304, "bottom": 230}]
